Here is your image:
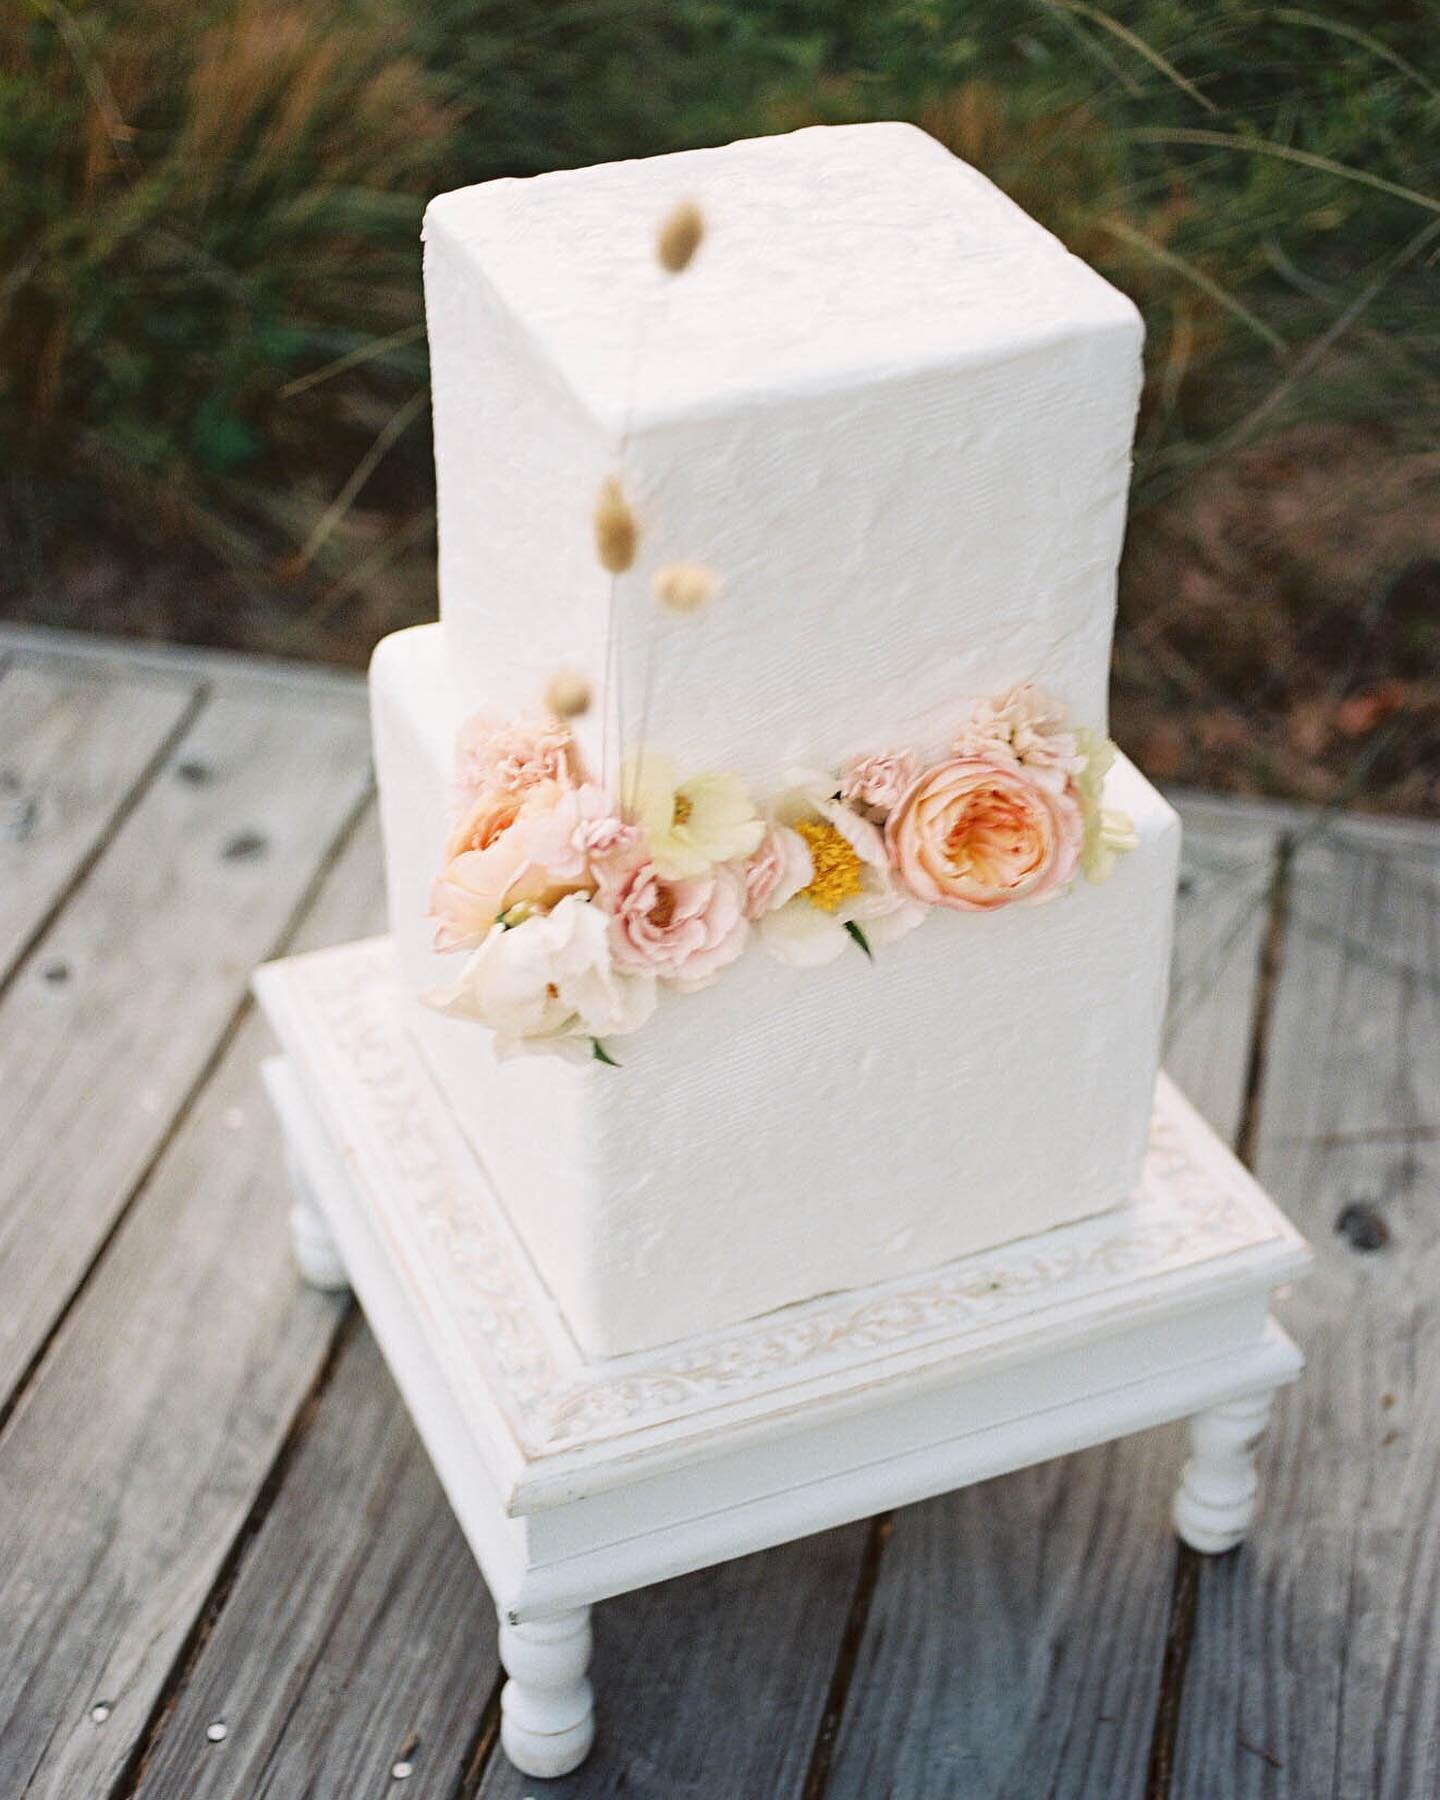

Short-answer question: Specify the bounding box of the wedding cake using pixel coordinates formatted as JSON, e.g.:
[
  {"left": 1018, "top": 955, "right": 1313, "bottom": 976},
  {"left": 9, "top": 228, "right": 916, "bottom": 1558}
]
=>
[{"left": 371, "top": 122, "right": 1180, "bottom": 1359}]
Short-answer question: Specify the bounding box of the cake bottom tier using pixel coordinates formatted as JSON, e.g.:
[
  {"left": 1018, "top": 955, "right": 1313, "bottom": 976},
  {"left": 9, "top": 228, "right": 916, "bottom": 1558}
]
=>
[{"left": 372, "top": 624, "right": 1181, "bottom": 1359}]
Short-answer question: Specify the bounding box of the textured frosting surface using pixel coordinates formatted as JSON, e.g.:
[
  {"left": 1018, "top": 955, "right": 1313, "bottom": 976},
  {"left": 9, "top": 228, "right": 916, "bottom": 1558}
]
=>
[
  {"left": 422, "top": 123, "right": 1143, "bottom": 786},
  {"left": 425, "top": 122, "right": 1138, "bottom": 427},
  {"left": 372, "top": 626, "right": 1180, "bottom": 1359}
]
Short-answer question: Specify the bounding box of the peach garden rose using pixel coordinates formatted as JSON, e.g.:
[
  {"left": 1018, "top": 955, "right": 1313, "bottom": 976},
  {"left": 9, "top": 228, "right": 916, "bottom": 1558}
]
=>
[
  {"left": 431, "top": 778, "right": 592, "bottom": 951},
  {"left": 885, "top": 755, "right": 1083, "bottom": 912}
]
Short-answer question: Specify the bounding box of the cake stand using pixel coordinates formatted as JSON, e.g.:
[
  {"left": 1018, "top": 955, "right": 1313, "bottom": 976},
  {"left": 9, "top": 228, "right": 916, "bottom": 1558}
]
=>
[{"left": 254, "top": 937, "right": 1310, "bottom": 1781}]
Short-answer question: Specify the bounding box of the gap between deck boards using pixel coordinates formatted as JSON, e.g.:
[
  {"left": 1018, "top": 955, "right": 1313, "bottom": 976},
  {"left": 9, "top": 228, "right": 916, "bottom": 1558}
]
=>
[{"left": 0, "top": 671, "right": 208, "bottom": 1003}]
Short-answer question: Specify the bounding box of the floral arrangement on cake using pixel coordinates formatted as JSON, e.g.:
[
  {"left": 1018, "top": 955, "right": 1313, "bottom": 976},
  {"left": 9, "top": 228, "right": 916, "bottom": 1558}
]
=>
[{"left": 426, "top": 683, "right": 1136, "bottom": 1063}]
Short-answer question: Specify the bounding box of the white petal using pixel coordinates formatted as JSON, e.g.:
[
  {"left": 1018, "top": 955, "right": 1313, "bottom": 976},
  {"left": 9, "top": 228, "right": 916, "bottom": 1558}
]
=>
[
  {"left": 421, "top": 978, "right": 480, "bottom": 1022},
  {"left": 820, "top": 797, "right": 888, "bottom": 871},
  {"left": 759, "top": 900, "right": 848, "bottom": 967},
  {"left": 859, "top": 896, "right": 929, "bottom": 945},
  {"left": 770, "top": 826, "right": 815, "bottom": 909}
]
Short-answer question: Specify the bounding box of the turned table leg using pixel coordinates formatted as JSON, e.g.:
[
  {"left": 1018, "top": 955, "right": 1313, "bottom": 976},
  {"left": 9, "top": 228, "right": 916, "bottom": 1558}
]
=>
[
  {"left": 1173, "top": 1389, "right": 1275, "bottom": 1554},
  {"left": 499, "top": 1608, "right": 595, "bottom": 1779},
  {"left": 284, "top": 1147, "right": 350, "bottom": 1292}
]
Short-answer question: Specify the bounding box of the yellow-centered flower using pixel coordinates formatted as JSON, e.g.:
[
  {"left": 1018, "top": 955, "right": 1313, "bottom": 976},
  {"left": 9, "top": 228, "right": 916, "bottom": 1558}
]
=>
[
  {"left": 794, "top": 819, "right": 865, "bottom": 912},
  {"left": 625, "top": 754, "right": 764, "bottom": 879}
]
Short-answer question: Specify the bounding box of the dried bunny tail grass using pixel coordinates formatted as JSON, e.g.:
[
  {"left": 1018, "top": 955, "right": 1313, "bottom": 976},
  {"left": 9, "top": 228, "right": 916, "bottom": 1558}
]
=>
[
  {"left": 593, "top": 475, "right": 638, "bottom": 573},
  {"left": 652, "top": 561, "right": 717, "bottom": 615},
  {"left": 656, "top": 200, "right": 704, "bottom": 274},
  {"left": 545, "top": 669, "right": 592, "bottom": 719}
]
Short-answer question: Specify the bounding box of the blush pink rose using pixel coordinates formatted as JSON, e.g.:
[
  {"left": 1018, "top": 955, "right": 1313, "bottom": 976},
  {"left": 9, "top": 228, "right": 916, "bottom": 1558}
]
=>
[
  {"left": 502, "top": 782, "right": 617, "bottom": 885},
  {"left": 453, "top": 710, "right": 578, "bottom": 805},
  {"left": 839, "top": 748, "right": 919, "bottom": 820},
  {"left": 577, "top": 813, "right": 646, "bottom": 884},
  {"left": 741, "top": 825, "right": 813, "bottom": 921},
  {"left": 598, "top": 859, "right": 749, "bottom": 992},
  {"left": 885, "top": 755, "right": 1083, "bottom": 912}
]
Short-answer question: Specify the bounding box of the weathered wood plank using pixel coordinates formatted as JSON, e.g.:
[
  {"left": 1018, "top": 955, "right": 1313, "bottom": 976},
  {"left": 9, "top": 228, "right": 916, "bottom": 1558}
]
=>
[
  {"left": 1172, "top": 824, "right": 1440, "bottom": 1799},
  {"left": 820, "top": 808, "right": 1282, "bottom": 1800},
  {"left": 0, "top": 683, "right": 369, "bottom": 1410},
  {"left": 823, "top": 1442, "right": 1183, "bottom": 1799},
  {"left": 132, "top": 1325, "right": 496, "bottom": 1800},
  {"left": 0, "top": 658, "right": 198, "bottom": 980},
  {"left": 0, "top": 809, "right": 384, "bottom": 1800},
  {"left": 0, "top": 623, "right": 365, "bottom": 704},
  {"left": 135, "top": 1311, "right": 869, "bottom": 1796},
  {"left": 477, "top": 1523, "right": 872, "bottom": 1800}
]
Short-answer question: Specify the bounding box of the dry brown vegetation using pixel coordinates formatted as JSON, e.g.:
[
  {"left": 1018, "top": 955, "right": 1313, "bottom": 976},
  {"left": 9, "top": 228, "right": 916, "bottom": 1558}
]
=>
[{"left": 4, "top": 1, "right": 1437, "bottom": 813}]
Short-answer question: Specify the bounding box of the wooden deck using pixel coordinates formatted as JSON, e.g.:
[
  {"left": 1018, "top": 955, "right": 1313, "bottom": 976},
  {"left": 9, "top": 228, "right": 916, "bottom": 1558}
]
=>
[{"left": 1, "top": 621, "right": 1436, "bottom": 1800}]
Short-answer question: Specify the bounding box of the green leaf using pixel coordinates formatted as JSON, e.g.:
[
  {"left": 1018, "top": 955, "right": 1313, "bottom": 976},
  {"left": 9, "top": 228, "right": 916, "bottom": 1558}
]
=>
[
  {"left": 591, "top": 1038, "right": 621, "bottom": 1067},
  {"left": 844, "top": 920, "right": 874, "bottom": 961}
]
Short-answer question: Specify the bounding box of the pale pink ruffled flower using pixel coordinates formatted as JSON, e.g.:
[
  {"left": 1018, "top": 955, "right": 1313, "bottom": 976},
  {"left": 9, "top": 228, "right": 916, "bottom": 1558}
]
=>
[
  {"left": 505, "top": 782, "right": 616, "bottom": 886},
  {"left": 741, "top": 825, "right": 813, "bottom": 921},
  {"left": 952, "top": 683, "right": 1083, "bottom": 795},
  {"left": 839, "top": 748, "right": 919, "bottom": 821},
  {"left": 886, "top": 754, "right": 1083, "bottom": 912},
  {"left": 576, "top": 814, "right": 646, "bottom": 889},
  {"left": 597, "top": 858, "right": 749, "bottom": 993},
  {"left": 453, "top": 710, "right": 578, "bottom": 807}
]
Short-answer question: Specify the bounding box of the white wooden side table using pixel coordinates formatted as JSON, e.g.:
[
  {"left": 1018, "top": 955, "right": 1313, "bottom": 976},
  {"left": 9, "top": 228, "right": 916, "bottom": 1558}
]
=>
[{"left": 255, "top": 937, "right": 1310, "bottom": 1781}]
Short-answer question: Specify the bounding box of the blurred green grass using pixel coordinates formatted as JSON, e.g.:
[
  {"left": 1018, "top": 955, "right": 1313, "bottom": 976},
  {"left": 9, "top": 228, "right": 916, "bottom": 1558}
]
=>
[{"left": 3, "top": 0, "right": 1438, "bottom": 805}]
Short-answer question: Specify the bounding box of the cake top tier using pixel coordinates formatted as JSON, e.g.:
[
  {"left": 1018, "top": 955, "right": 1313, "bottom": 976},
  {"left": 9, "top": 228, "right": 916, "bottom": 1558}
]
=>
[
  {"left": 423, "top": 121, "right": 1137, "bottom": 433},
  {"left": 422, "top": 123, "right": 1143, "bottom": 784}
]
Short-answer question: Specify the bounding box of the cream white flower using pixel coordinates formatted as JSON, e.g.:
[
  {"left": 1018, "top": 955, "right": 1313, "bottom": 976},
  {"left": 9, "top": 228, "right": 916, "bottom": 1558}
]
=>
[
  {"left": 758, "top": 772, "right": 927, "bottom": 968},
  {"left": 1073, "top": 729, "right": 1137, "bottom": 883},
  {"left": 424, "top": 893, "right": 655, "bottom": 1059},
  {"left": 624, "top": 753, "right": 764, "bottom": 879}
]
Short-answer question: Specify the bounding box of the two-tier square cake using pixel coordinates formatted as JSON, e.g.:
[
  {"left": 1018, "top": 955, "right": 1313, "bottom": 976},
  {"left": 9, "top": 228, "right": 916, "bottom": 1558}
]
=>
[{"left": 370, "top": 121, "right": 1181, "bottom": 1360}]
